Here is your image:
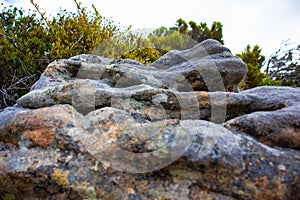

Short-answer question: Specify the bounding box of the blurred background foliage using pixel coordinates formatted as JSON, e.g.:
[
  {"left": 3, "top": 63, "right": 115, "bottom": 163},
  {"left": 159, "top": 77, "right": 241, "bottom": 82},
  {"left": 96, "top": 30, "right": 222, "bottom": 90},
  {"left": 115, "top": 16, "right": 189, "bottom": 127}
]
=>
[
  {"left": 0, "top": 0, "right": 299, "bottom": 109},
  {"left": 0, "top": 0, "right": 118, "bottom": 108}
]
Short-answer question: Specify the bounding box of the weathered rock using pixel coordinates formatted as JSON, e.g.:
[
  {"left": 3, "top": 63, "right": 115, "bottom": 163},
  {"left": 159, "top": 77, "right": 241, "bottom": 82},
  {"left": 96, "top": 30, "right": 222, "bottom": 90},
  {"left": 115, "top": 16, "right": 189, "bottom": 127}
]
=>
[
  {"left": 17, "top": 39, "right": 247, "bottom": 109},
  {"left": 16, "top": 78, "right": 300, "bottom": 149},
  {"left": 151, "top": 39, "right": 247, "bottom": 92},
  {"left": 0, "top": 105, "right": 300, "bottom": 199},
  {"left": 1, "top": 39, "right": 300, "bottom": 199},
  {"left": 225, "top": 86, "right": 300, "bottom": 149}
]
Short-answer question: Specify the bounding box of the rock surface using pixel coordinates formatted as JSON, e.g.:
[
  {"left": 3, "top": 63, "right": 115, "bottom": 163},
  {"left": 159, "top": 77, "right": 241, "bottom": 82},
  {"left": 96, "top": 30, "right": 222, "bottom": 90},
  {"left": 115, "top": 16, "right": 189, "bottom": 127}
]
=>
[{"left": 0, "top": 39, "right": 300, "bottom": 199}]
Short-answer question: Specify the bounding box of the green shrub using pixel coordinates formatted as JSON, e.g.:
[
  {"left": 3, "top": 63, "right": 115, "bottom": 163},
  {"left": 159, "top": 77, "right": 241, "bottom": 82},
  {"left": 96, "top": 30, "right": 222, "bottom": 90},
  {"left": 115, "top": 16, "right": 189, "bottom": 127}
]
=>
[
  {"left": 0, "top": 4, "right": 51, "bottom": 108},
  {"left": 259, "top": 78, "right": 281, "bottom": 86},
  {"left": 90, "top": 29, "right": 163, "bottom": 65},
  {"left": 0, "top": 0, "right": 118, "bottom": 109}
]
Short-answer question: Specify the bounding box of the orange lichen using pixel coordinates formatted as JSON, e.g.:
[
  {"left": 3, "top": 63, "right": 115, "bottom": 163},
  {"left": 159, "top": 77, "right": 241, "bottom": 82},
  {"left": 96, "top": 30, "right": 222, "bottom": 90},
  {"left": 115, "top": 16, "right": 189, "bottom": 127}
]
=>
[
  {"left": 127, "top": 187, "right": 135, "bottom": 195},
  {"left": 24, "top": 129, "right": 55, "bottom": 147},
  {"left": 101, "top": 120, "right": 124, "bottom": 142},
  {"left": 244, "top": 176, "right": 288, "bottom": 200},
  {"left": 199, "top": 91, "right": 209, "bottom": 97},
  {"left": 141, "top": 106, "right": 167, "bottom": 121},
  {"left": 44, "top": 65, "right": 58, "bottom": 76}
]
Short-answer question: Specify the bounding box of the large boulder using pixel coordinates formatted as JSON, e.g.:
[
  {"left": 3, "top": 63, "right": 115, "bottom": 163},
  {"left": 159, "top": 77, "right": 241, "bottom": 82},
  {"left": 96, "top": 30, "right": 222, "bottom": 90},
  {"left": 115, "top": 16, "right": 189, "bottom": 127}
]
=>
[
  {"left": 151, "top": 39, "right": 247, "bottom": 92},
  {"left": 17, "top": 40, "right": 247, "bottom": 110},
  {"left": 1, "top": 39, "right": 300, "bottom": 199}
]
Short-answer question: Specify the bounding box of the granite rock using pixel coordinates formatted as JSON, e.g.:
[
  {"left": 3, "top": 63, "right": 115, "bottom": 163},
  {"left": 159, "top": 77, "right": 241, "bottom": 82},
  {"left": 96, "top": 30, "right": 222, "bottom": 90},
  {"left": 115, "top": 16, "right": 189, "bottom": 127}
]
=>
[{"left": 1, "top": 39, "right": 300, "bottom": 199}]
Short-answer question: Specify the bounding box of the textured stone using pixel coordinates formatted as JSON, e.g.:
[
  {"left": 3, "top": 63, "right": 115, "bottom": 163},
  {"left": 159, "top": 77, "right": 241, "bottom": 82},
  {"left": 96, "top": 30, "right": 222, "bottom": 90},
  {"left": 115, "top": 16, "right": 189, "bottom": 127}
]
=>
[
  {"left": 1, "top": 39, "right": 300, "bottom": 199},
  {"left": 16, "top": 39, "right": 247, "bottom": 110},
  {"left": 0, "top": 105, "right": 300, "bottom": 199},
  {"left": 225, "top": 86, "right": 300, "bottom": 149},
  {"left": 151, "top": 39, "right": 248, "bottom": 92}
]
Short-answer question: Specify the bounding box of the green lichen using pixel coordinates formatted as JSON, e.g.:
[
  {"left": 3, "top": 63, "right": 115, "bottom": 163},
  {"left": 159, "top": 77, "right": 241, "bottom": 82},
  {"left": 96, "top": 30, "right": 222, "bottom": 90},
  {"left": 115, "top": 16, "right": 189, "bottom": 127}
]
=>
[
  {"left": 168, "top": 167, "right": 202, "bottom": 184},
  {"left": 237, "top": 190, "right": 245, "bottom": 196},
  {"left": 91, "top": 161, "right": 100, "bottom": 171},
  {"left": 0, "top": 176, "right": 17, "bottom": 194},
  {"left": 2, "top": 194, "right": 15, "bottom": 200},
  {"left": 72, "top": 184, "right": 96, "bottom": 200},
  {"left": 52, "top": 169, "right": 70, "bottom": 188},
  {"left": 156, "top": 194, "right": 171, "bottom": 200},
  {"left": 51, "top": 89, "right": 72, "bottom": 104},
  {"left": 215, "top": 164, "right": 235, "bottom": 192}
]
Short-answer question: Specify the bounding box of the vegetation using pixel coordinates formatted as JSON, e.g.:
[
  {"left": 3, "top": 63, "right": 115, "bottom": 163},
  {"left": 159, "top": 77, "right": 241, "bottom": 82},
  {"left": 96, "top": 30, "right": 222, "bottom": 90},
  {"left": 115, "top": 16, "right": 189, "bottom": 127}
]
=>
[
  {"left": 0, "top": 4, "right": 50, "bottom": 107},
  {"left": 236, "top": 45, "right": 281, "bottom": 90},
  {"left": 151, "top": 19, "right": 224, "bottom": 44},
  {"left": 149, "top": 18, "right": 223, "bottom": 51},
  {"left": 0, "top": 1, "right": 298, "bottom": 109},
  {"left": 91, "top": 29, "right": 163, "bottom": 64},
  {"left": 0, "top": 0, "right": 118, "bottom": 108},
  {"left": 150, "top": 28, "right": 196, "bottom": 51}
]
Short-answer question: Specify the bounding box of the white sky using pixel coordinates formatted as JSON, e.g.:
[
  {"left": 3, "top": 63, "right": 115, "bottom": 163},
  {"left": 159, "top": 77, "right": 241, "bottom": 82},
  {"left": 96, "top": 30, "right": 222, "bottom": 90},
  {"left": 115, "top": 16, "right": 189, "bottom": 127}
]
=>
[{"left": 2, "top": 0, "right": 300, "bottom": 61}]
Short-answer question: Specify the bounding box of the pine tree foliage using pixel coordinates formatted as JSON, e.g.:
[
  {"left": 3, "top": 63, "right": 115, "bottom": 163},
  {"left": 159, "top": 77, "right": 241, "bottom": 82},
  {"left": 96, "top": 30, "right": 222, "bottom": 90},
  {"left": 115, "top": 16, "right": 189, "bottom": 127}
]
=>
[{"left": 237, "top": 45, "right": 281, "bottom": 90}]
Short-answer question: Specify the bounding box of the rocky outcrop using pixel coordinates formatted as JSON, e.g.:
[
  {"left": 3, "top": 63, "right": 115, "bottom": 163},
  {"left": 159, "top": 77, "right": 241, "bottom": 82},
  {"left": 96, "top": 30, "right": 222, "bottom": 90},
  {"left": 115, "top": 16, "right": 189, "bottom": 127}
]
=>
[
  {"left": 0, "top": 39, "right": 299, "bottom": 199},
  {"left": 225, "top": 86, "right": 300, "bottom": 149}
]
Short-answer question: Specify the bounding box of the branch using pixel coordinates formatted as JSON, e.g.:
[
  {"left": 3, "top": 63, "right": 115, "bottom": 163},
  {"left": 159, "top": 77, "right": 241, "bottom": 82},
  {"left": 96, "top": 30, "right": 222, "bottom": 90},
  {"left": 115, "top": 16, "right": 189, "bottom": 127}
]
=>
[
  {"left": 7, "top": 74, "right": 37, "bottom": 91},
  {"left": 70, "top": 34, "right": 84, "bottom": 50},
  {"left": 30, "top": 0, "right": 52, "bottom": 29}
]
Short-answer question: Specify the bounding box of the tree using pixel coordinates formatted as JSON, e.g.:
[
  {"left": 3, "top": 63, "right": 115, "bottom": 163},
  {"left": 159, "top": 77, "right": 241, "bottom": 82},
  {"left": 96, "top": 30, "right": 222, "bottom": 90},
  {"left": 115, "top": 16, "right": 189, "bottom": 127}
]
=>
[
  {"left": 188, "top": 21, "right": 224, "bottom": 44},
  {"left": 265, "top": 41, "right": 300, "bottom": 87},
  {"left": 151, "top": 18, "right": 224, "bottom": 51},
  {"left": 171, "top": 18, "right": 188, "bottom": 34},
  {"left": 152, "top": 26, "right": 171, "bottom": 37},
  {"left": 237, "top": 45, "right": 280, "bottom": 90}
]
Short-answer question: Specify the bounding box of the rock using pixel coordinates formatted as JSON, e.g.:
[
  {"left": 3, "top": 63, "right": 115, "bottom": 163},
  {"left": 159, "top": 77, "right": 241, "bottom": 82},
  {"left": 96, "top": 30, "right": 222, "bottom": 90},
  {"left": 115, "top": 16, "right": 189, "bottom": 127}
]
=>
[
  {"left": 18, "top": 40, "right": 247, "bottom": 109},
  {"left": 0, "top": 105, "right": 300, "bottom": 199},
  {"left": 1, "top": 39, "right": 300, "bottom": 199},
  {"left": 151, "top": 39, "right": 248, "bottom": 92},
  {"left": 225, "top": 86, "right": 300, "bottom": 149}
]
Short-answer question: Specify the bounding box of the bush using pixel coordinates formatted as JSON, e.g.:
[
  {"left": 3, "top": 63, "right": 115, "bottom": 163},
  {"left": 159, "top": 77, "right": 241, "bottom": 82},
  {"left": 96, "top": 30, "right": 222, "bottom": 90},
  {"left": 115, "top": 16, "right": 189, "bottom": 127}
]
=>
[
  {"left": 0, "top": 0, "right": 118, "bottom": 109},
  {"left": 91, "top": 29, "right": 162, "bottom": 64},
  {"left": 259, "top": 78, "right": 281, "bottom": 86},
  {"left": 0, "top": 4, "right": 51, "bottom": 108}
]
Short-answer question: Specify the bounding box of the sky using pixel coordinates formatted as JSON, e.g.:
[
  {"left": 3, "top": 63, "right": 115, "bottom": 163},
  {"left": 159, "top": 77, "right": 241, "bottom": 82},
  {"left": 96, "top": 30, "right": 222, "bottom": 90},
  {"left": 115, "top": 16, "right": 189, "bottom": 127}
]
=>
[{"left": 2, "top": 0, "right": 300, "bottom": 61}]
